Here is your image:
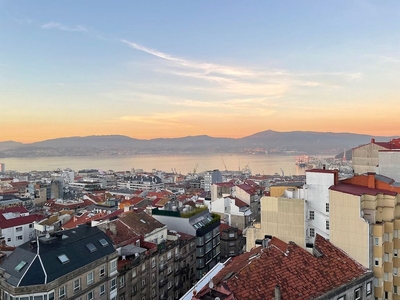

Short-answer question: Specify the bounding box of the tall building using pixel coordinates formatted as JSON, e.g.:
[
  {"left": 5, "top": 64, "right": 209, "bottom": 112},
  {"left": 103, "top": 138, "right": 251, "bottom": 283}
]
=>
[
  {"left": 0, "top": 225, "right": 118, "bottom": 300},
  {"left": 151, "top": 207, "right": 221, "bottom": 279},
  {"left": 203, "top": 170, "right": 222, "bottom": 192},
  {"left": 0, "top": 163, "right": 5, "bottom": 173}
]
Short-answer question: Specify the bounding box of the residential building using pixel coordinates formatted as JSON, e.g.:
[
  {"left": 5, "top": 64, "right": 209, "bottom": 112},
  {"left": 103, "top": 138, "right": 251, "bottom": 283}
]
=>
[
  {"left": 208, "top": 196, "right": 252, "bottom": 230},
  {"left": 0, "top": 225, "right": 118, "bottom": 300},
  {"left": 203, "top": 170, "right": 222, "bottom": 192},
  {"left": 219, "top": 223, "right": 245, "bottom": 260},
  {"left": 0, "top": 206, "right": 44, "bottom": 247},
  {"left": 192, "top": 235, "right": 374, "bottom": 300},
  {"left": 151, "top": 207, "right": 221, "bottom": 279},
  {"left": 352, "top": 138, "right": 400, "bottom": 175}
]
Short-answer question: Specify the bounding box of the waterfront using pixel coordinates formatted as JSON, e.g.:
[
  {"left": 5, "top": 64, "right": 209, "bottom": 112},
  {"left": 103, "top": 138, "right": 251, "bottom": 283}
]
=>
[{"left": 0, "top": 154, "right": 332, "bottom": 175}]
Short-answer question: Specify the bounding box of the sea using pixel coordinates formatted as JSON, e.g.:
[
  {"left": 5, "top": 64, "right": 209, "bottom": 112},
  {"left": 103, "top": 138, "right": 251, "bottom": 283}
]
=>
[{"left": 0, "top": 154, "right": 332, "bottom": 176}]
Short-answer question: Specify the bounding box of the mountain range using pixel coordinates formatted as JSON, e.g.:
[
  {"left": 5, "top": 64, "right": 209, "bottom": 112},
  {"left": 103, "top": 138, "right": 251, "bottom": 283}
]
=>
[{"left": 0, "top": 130, "right": 395, "bottom": 158}]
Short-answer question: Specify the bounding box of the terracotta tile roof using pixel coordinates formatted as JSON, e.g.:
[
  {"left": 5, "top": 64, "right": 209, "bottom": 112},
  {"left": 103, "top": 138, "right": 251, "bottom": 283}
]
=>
[
  {"left": 97, "top": 219, "right": 141, "bottom": 247},
  {"left": 0, "top": 206, "right": 28, "bottom": 214},
  {"left": 214, "top": 182, "right": 235, "bottom": 188},
  {"left": 197, "top": 234, "right": 371, "bottom": 300},
  {"left": 118, "top": 210, "right": 165, "bottom": 236},
  {"left": 330, "top": 183, "right": 398, "bottom": 196}
]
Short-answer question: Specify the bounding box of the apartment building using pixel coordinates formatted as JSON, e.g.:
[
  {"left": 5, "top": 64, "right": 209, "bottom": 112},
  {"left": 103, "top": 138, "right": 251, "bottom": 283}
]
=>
[
  {"left": 0, "top": 225, "right": 118, "bottom": 300},
  {"left": 151, "top": 207, "right": 221, "bottom": 279}
]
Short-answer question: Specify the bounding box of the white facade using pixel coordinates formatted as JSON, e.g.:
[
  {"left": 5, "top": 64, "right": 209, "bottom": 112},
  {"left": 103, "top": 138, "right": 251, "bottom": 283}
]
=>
[
  {"left": 304, "top": 170, "right": 336, "bottom": 243},
  {"left": 378, "top": 151, "right": 400, "bottom": 182},
  {"left": 2, "top": 221, "right": 35, "bottom": 247},
  {"left": 209, "top": 197, "right": 251, "bottom": 228}
]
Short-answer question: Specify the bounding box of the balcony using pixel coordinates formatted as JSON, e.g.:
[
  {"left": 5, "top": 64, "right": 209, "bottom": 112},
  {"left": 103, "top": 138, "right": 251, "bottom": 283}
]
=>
[
  {"left": 159, "top": 278, "right": 167, "bottom": 288},
  {"left": 174, "top": 267, "right": 181, "bottom": 276},
  {"left": 159, "top": 263, "right": 167, "bottom": 272},
  {"left": 160, "top": 293, "right": 167, "bottom": 300},
  {"left": 174, "top": 253, "right": 181, "bottom": 261},
  {"left": 174, "top": 281, "right": 182, "bottom": 290}
]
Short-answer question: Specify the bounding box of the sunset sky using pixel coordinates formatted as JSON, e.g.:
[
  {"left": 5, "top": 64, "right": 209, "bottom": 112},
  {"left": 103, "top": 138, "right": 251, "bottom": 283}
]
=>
[{"left": 1, "top": 1, "right": 400, "bottom": 143}]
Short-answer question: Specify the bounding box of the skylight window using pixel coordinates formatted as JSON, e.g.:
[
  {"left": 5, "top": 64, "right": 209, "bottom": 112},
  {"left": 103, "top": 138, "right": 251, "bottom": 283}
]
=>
[
  {"left": 99, "top": 238, "right": 109, "bottom": 247},
  {"left": 15, "top": 261, "right": 27, "bottom": 272},
  {"left": 58, "top": 254, "right": 70, "bottom": 264},
  {"left": 86, "top": 243, "right": 97, "bottom": 252}
]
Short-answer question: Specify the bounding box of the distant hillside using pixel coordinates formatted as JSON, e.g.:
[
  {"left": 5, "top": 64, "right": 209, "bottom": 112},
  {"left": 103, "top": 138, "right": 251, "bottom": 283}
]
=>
[{"left": 0, "top": 130, "right": 395, "bottom": 158}]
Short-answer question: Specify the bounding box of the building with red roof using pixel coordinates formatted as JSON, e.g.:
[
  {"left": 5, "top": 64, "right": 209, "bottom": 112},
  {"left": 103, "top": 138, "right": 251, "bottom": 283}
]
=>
[
  {"left": 192, "top": 235, "right": 373, "bottom": 300},
  {"left": 0, "top": 206, "right": 44, "bottom": 247}
]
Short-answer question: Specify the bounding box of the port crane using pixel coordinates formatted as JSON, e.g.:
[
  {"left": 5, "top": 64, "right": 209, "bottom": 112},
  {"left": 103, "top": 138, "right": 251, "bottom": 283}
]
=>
[
  {"left": 222, "top": 158, "right": 227, "bottom": 171},
  {"left": 280, "top": 168, "right": 284, "bottom": 177}
]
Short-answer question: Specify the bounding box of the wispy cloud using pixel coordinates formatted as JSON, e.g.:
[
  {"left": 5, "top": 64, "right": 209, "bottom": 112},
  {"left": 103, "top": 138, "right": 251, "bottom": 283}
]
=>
[{"left": 41, "top": 22, "right": 88, "bottom": 32}]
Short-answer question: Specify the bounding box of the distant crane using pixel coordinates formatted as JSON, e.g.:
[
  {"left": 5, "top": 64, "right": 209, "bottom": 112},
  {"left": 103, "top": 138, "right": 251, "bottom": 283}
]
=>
[
  {"left": 222, "top": 158, "right": 227, "bottom": 171},
  {"left": 193, "top": 163, "right": 198, "bottom": 174},
  {"left": 280, "top": 168, "right": 285, "bottom": 177}
]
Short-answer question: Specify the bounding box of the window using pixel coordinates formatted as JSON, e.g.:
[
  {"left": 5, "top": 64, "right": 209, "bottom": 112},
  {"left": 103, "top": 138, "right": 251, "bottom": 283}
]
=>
[
  {"left": 395, "top": 249, "right": 398, "bottom": 257},
  {"left": 100, "top": 265, "right": 105, "bottom": 277},
  {"left": 142, "top": 262, "right": 146, "bottom": 271},
  {"left": 59, "top": 286, "right": 66, "bottom": 299},
  {"left": 7, "top": 238, "right": 11, "bottom": 242},
  {"left": 229, "top": 233, "right": 235, "bottom": 238},
  {"left": 74, "top": 278, "right": 81, "bottom": 292},
  {"left": 87, "top": 291, "right": 93, "bottom": 300},
  {"left": 326, "top": 220, "right": 330, "bottom": 230},
  {"left": 142, "top": 279, "right": 146, "bottom": 287},
  {"left": 17, "top": 235, "right": 23, "bottom": 240},
  {"left": 395, "top": 230, "right": 399, "bottom": 239},
  {"left": 119, "top": 276, "right": 125, "bottom": 288},
  {"left": 309, "top": 211, "right": 315, "bottom": 220},
  {"left": 100, "top": 284, "right": 106, "bottom": 296},
  {"left": 309, "top": 228, "right": 315, "bottom": 237},
  {"left": 99, "top": 238, "right": 109, "bottom": 247},
  {"left": 86, "top": 243, "right": 97, "bottom": 252},
  {"left": 110, "top": 259, "right": 117, "bottom": 275},
  {"left": 58, "top": 254, "right": 70, "bottom": 264},
  {"left": 384, "top": 253, "right": 389, "bottom": 262},
  {"left": 29, "top": 224, "right": 33, "bottom": 228},
  {"left": 16, "top": 226, "right": 22, "bottom": 232},
  {"left": 168, "top": 280, "right": 172, "bottom": 289},
  {"left": 87, "top": 271, "right": 94, "bottom": 285},
  {"left": 326, "top": 203, "right": 329, "bottom": 213},
  {"left": 366, "top": 281, "right": 372, "bottom": 295},
  {"left": 395, "top": 268, "right": 399, "bottom": 276},
  {"left": 151, "top": 258, "right": 155, "bottom": 268},
  {"left": 337, "top": 296, "right": 345, "bottom": 300},
  {"left": 14, "top": 261, "right": 27, "bottom": 271},
  {"left": 354, "top": 287, "right": 361, "bottom": 300},
  {"left": 384, "top": 272, "right": 388, "bottom": 281},
  {"left": 132, "top": 268, "right": 137, "bottom": 278},
  {"left": 132, "top": 285, "right": 138, "bottom": 295},
  {"left": 374, "top": 237, "right": 379, "bottom": 246},
  {"left": 374, "top": 278, "right": 379, "bottom": 287},
  {"left": 385, "top": 291, "right": 389, "bottom": 299},
  {"left": 167, "top": 251, "right": 172, "bottom": 260},
  {"left": 384, "top": 233, "right": 389, "bottom": 242},
  {"left": 110, "top": 278, "right": 117, "bottom": 291},
  {"left": 374, "top": 257, "right": 380, "bottom": 266},
  {"left": 395, "top": 286, "right": 398, "bottom": 295}
]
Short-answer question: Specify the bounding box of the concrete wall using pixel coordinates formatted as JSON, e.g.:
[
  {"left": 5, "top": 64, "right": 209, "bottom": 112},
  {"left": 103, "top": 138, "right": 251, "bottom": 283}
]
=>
[
  {"left": 329, "top": 190, "right": 371, "bottom": 268},
  {"left": 378, "top": 151, "right": 400, "bottom": 182}
]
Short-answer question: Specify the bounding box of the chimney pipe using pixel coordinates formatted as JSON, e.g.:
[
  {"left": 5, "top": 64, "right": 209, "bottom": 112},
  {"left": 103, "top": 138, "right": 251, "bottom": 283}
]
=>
[{"left": 274, "top": 285, "right": 281, "bottom": 300}]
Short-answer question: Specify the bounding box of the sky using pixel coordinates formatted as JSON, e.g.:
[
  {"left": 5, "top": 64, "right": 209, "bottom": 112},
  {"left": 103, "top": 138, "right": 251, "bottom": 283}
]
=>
[{"left": 1, "top": 1, "right": 400, "bottom": 143}]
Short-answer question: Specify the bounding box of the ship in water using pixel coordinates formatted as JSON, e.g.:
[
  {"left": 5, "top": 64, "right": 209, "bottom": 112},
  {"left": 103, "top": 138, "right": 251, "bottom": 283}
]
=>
[{"left": 295, "top": 155, "right": 310, "bottom": 168}]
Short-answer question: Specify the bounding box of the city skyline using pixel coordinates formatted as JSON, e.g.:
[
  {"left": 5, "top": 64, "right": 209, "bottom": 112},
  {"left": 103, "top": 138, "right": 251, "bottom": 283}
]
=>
[{"left": 1, "top": 1, "right": 400, "bottom": 143}]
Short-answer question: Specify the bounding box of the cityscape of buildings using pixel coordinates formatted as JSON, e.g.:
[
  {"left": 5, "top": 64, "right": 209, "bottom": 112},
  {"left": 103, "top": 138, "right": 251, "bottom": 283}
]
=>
[{"left": 0, "top": 138, "right": 400, "bottom": 299}]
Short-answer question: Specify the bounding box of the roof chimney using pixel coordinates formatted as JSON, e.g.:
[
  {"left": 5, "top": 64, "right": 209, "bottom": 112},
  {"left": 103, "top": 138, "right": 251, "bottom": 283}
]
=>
[
  {"left": 274, "top": 285, "right": 281, "bottom": 300},
  {"left": 371, "top": 138, "right": 375, "bottom": 143},
  {"left": 367, "top": 172, "right": 376, "bottom": 189}
]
